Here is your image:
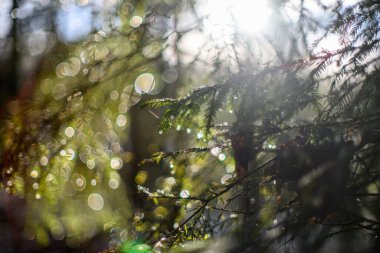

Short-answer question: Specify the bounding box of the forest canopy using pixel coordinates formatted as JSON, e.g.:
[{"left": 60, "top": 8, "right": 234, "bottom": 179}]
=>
[{"left": 0, "top": 0, "right": 379, "bottom": 252}]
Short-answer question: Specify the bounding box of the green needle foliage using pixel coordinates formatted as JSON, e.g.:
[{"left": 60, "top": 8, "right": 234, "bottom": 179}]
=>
[
  {"left": 141, "top": 1, "right": 380, "bottom": 252},
  {"left": 0, "top": 0, "right": 379, "bottom": 252}
]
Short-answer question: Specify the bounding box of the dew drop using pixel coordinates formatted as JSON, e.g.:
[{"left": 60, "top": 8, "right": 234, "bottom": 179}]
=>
[
  {"left": 218, "top": 153, "right": 226, "bottom": 161},
  {"left": 180, "top": 190, "right": 190, "bottom": 199}
]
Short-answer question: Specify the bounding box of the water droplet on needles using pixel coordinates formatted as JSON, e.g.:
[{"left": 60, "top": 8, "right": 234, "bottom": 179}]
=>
[
  {"left": 218, "top": 153, "right": 226, "bottom": 161},
  {"left": 180, "top": 190, "right": 190, "bottom": 198}
]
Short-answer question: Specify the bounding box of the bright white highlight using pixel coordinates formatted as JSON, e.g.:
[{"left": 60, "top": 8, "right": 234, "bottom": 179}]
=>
[{"left": 202, "top": 0, "right": 273, "bottom": 36}]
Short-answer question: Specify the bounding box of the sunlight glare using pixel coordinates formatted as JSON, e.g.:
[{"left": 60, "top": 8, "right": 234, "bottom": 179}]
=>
[{"left": 203, "top": 0, "right": 272, "bottom": 37}]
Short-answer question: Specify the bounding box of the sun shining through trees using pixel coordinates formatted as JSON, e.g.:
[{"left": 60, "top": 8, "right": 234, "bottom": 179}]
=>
[
  {"left": 202, "top": 0, "right": 273, "bottom": 36},
  {"left": 0, "top": 0, "right": 380, "bottom": 252}
]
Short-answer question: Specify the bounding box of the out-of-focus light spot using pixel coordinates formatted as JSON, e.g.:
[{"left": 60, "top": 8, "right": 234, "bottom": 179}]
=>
[
  {"left": 111, "top": 142, "right": 122, "bottom": 153},
  {"left": 169, "top": 163, "right": 174, "bottom": 169},
  {"left": 134, "top": 73, "right": 155, "bottom": 94},
  {"left": 110, "top": 158, "right": 122, "bottom": 170},
  {"left": 186, "top": 128, "right": 191, "bottom": 134},
  {"left": 64, "top": 127, "right": 75, "bottom": 138},
  {"left": 154, "top": 206, "right": 168, "bottom": 219},
  {"left": 76, "top": 178, "right": 84, "bottom": 187},
  {"left": 166, "top": 177, "right": 176, "bottom": 186},
  {"left": 66, "top": 149, "right": 76, "bottom": 160},
  {"left": 273, "top": 219, "right": 278, "bottom": 225},
  {"left": 40, "top": 156, "right": 48, "bottom": 166},
  {"left": 30, "top": 170, "right": 39, "bottom": 178},
  {"left": 67, "top": 58, "right": 81, "bottom": 76},
  {"left": 197, "top": 132, "right": 204, "bottom": 139},
  {"left": 52, "top": 83, "right": 67, "bottom": 100},
  {"left": 40, "top": 79, "right": 52, "bottom": 94},
  {"left": 123, "top": 152, "right": 134, "bottom": 163},
  {"left": 230, "top": 213, "right": 238, "bottom": 218},
  {"left": 11, "top": 8, "right": 20, "bottom": 19},
  {"left": 226, "top": 163, "right": 235, "bottom": 173},
  {"left": 6, "top": 167, "right": 12, "bottom": 174},
  {"left": 73, "top": 175, "right": 86, "bottom": 191},
  {"left": 162, "top": 68, "right": 178, "bottom": 83},
  {"left": 110, "top": 90, "right": 119, "bottom": 100},
  {"left": 218, "top": 153, "right": 226, "bottom": 161},
  {"left": 91, "top": 179, "right": 97, "bottom": 186},
  {"left": 61, "top": 165, "right": 72, "bottom": 181},
  {"left": 158, "top": 130, "right": 163, "bottom": 135},
  {"left": 202, "top": 0, "right": 272, "bottom": 38},
  {"left": 221, "top": 174, "right": 233, "bottom": 184},
  {"left": 60, "top": 150, "right": 67, "bottom": 156},
  {"left": 80, "top": 50, "right": 92, "bottom": 64},
  {"left": 186, "top": 203, "right": 192, "bottom": 210},
  {"left": 130, "top": 16, "right": 143, "bottom": 28},
  {"left": 176, "top": 125, "right": 181, "bottom": 131},
  {"left": 86, "top": 159, "right": 95, "bottom": 170},
  {"left": 109, "top": 178, "right": 119, "bottom": 189},
  {"left": 57, "top": 5, "right": 92, "bottom": 42},
  {"left": 35, "top": 193, "right": 41, "bottom": 199},
  {"left": 135, "top": 170, "right": 148, "bottom": 185},
  {"left": 27, "top": 30, "right": 51, "bottom": 56},
  {"left": 180, "top": 190, "right": 190, "bottom": 199},
  {"left": 32, "top": 183, "right": 39, "bottom": 190},
  {"left": 79, "top": 145, "right": 93, "bottom": 163},
  {"left": 51, "top": 226, "right": 65, "bottom": 240},
  {"left": 116, "top": 114, "right": 127, "bottom": 127},
  {"left": 210, "top": 147, "right": 221, "bottom": 157},
  {"left": 55, "top": 58, "right": 81, "bottom": 78},
  {"left": 88, "top": 193, "right": 104, "bottom": 211},
  {"left": 56, "top": 62, "right": 69, "bottom": 78},
  {"left": 118, "top": 102, "right": 129, "bottom": 113}
]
